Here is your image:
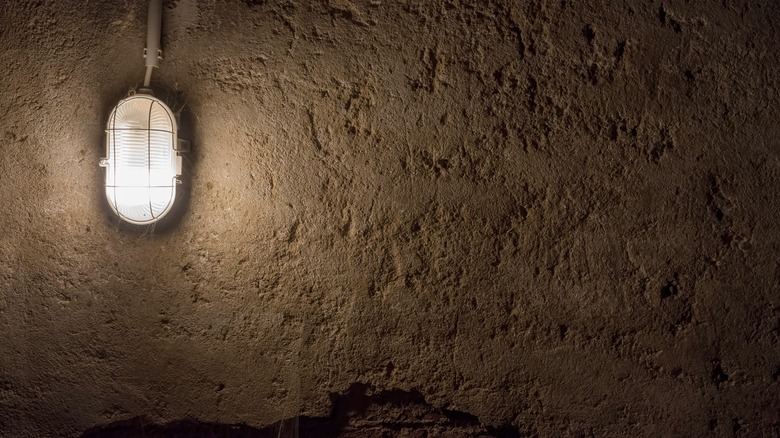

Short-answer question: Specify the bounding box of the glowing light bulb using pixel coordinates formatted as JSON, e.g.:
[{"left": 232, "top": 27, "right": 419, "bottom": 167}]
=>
[{"left": 100, "top": 94, "right": 182, "bottom": 225}]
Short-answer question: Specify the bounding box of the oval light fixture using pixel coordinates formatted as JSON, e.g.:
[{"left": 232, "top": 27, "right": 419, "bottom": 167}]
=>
[
  {"left": 100, "top": 94, "right": 181, "bottom": 224},
  {"left": 99, "top": 0, "right": 186, "bottom": 225}
]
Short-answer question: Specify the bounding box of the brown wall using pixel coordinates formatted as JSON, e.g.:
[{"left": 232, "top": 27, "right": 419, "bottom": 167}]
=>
[{"left": 1, "top": 1, "right": 779, "bottom": 436}]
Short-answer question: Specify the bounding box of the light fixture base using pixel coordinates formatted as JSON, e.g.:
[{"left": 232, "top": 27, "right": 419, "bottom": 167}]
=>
[{"left": 175, "top": 138, "right": 191, "bottom": 153}]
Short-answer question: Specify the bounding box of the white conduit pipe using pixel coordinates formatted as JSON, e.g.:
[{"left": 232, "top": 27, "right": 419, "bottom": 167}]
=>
[{"left": 143, "top": 0, "right": 162, "bottom": 87}]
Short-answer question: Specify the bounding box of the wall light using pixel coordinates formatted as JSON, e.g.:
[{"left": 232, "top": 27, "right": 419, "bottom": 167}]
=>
[
  {"left": 99, "top": 0, "right": 186, "bottom": 225},
  {"left": 100, "top": 94, "right": 181, "bottom": 224}
]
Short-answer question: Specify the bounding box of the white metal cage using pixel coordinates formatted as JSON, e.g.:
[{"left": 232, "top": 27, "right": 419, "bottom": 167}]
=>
[{"left": 100, "top": 94, "right": 182, "bottom": 225}]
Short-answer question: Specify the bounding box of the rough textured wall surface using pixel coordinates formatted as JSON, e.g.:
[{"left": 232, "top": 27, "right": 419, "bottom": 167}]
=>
[{"left": 1, "top": 0, "right": 779, "bottom": 436}]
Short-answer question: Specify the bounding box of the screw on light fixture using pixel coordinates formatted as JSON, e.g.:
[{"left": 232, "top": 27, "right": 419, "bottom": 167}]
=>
[{"left": 100, "top": 0, "right": 189, "bottom": 225}]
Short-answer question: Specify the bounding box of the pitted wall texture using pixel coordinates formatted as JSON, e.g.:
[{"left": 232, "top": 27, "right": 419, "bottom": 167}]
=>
[{"left": 1, "top": 1, "right": 779, "bottom": 436}]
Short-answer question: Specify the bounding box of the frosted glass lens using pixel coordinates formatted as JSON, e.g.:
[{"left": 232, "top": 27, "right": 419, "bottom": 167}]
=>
[{"left": 103, "top": 95, "right": 179, "bottom": 225}]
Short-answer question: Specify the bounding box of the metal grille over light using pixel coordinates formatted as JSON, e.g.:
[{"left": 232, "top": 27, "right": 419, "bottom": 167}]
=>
[{"left": 100, "top": 95, "right": 181, "bottom": 224}]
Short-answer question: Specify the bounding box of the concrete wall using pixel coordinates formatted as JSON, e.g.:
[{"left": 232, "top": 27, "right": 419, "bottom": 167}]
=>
[{"left": 1, "top": 1, "right": 779, "bottom": 436}]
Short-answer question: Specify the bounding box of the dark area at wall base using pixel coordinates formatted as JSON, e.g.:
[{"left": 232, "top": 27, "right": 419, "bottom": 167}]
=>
[{"left": 81, "top": 383, "right": 520, "bottom": 437}]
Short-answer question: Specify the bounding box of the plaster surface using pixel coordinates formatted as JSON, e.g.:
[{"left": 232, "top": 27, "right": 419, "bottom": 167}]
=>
[{"left": 1, "top": 0, "right": 779, "bottom": 436}]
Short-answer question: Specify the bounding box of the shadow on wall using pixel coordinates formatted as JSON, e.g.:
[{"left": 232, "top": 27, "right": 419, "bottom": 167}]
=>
[
  {"left": 80, "top": 383, "right": 521, "bottom": 437},
  {"left": 97, "top": 85, "right": 197, "bottom": 235}
]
